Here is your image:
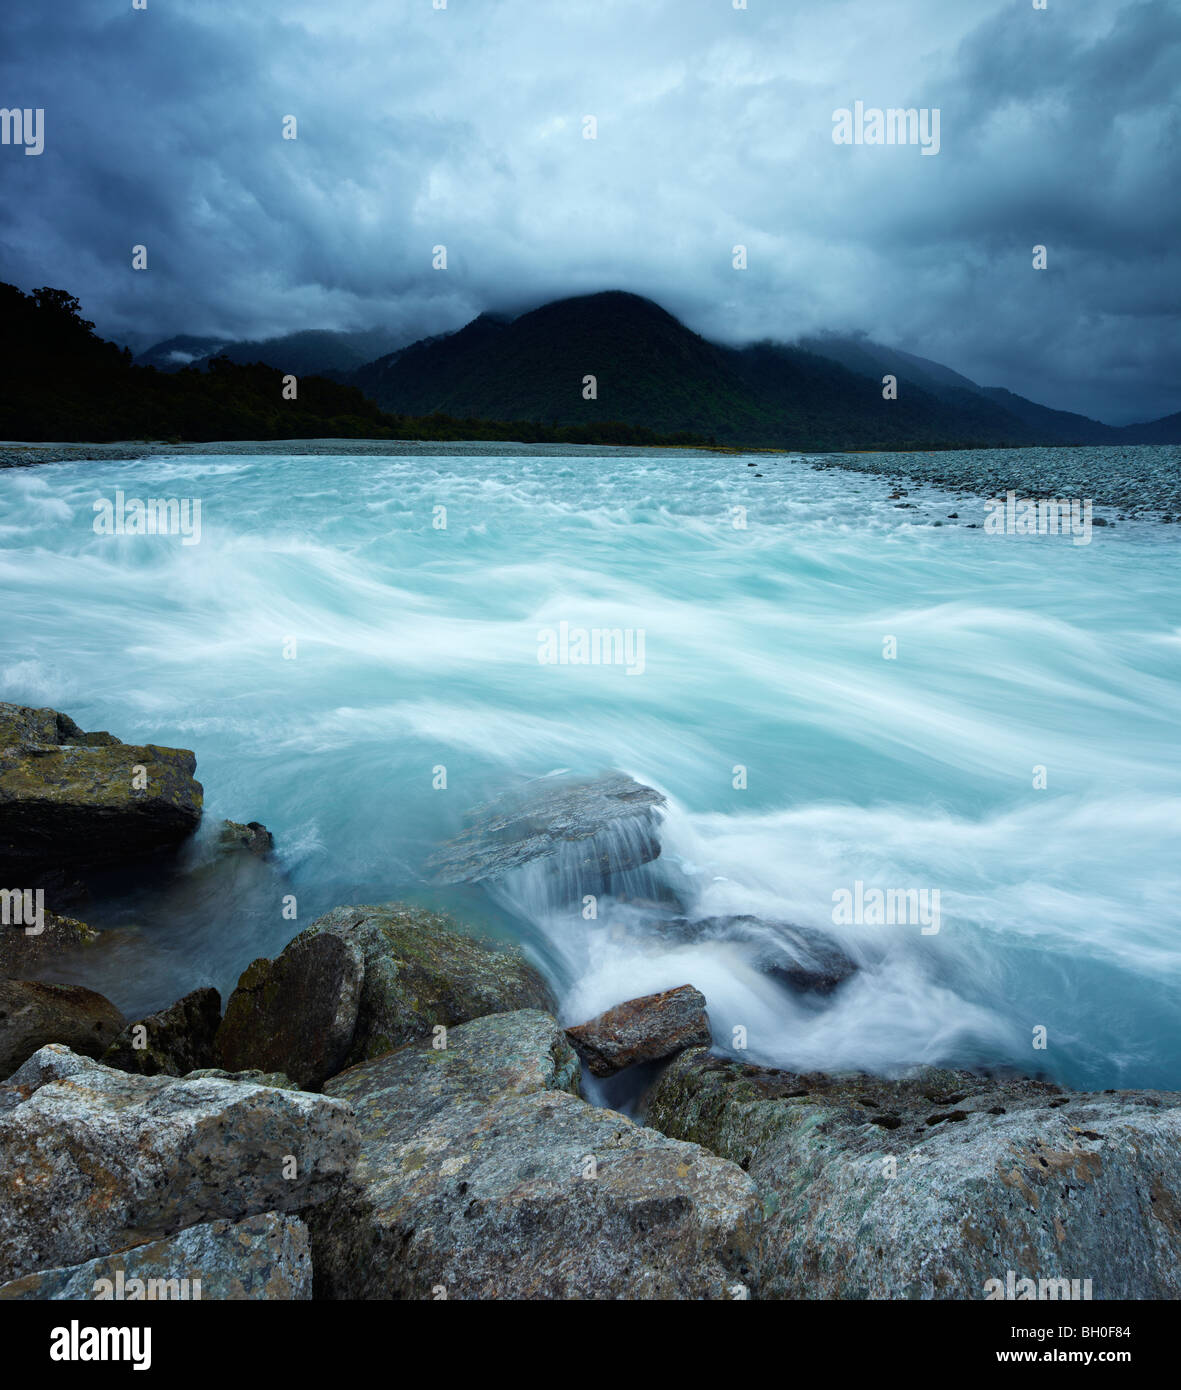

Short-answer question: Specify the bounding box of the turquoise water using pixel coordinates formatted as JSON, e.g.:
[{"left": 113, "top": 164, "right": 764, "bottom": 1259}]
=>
[{"left": 2, "top": 451, "right": 1179, "bottom": 1090}]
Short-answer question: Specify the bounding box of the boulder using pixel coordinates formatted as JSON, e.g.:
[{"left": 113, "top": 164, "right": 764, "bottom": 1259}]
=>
[
  {"left": 309, "top": 1009, "right": 761, "bottom": 1299},
  {"left": 426, "top": 772, "right": 665, "bottom": 886},
  {"left": 0, "top": 701, "right": 203, "bottom": 878},
  {"left": 566, "top": 984, "right": 711, "bottom": 1077},
  {"left": 645, "top": 1050, "right": 1181, "bottom": 1299},
  {"left": 0, "top": 978, "right": 124, "bottom": 1076},
  {"left": 0, "top": 1212, "right": 312, "bottom": 1301},
  {"left": 218, "top": 820, "right": 274, "bottom": 857},
  {"left": 0, "top": 1044, "right": 357, "bottom": 1285},
  {"left": 0, "top": 907, "right": 99, "bottom": 978},
  {"left": 214, "top": 902, "right": 555, "bottom": 1089},
  {"left": 101, "top": 986, "right": 221, "bottom": 1077}
]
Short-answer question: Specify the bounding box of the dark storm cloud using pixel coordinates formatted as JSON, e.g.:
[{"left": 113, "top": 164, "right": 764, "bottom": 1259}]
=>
[{"left": 1, "top": 0, "right": 1177, "bottom": 423}]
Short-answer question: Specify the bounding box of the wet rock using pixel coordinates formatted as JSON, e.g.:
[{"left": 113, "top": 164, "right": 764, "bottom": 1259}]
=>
[
  {"left": 426, "top": 772, "right": 665, "bottom": 886},
  {"left": 660, "top": 915, "right": 858, "bottom": 995},
  {"left": 0, "top": 978, "right": 123, "bottom": 1076},
  {"left": 101, "top": 986, "right": 221, "bottom": 1077},
  {"left": 0, "top": 1212, "right": 312, "bottom": 1301},
  {"left": 0, "top": 702, "right": 203, "bottom": 879},
  {"left": 566, "top": 984, "right": 711, "bottom": 1077},
  {"left": 218, "top": 820, "right": 274, "bottom": 857},
  {"left": 309, "top": 1010, "right": 761, "bottom": 1299},
  {"left": 215, "top": 928, "right": 364, "bottom": 1091},
  {"left": 0, "top": 907, "right": 99, "bottom": 978},
  {"left": 645, "top": 1050, "right": 1181, "bottom": 1299},
  {"left": 215, "top": 902, "right": 554, "bottom": 1088},
  {"left": 0, "top": 1044, "right": 357, "bottom": 1284}
]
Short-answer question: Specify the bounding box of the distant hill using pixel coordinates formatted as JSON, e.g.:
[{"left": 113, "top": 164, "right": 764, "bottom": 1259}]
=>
[
  {"left": 135, "top": 327, "right": 403, "bottom": 377},
  {"left": 350, "top": 292, "right": 1181, "bottom": 449},
  {"left": 0, "top": 283, "right": 708, "bottom": 449}
]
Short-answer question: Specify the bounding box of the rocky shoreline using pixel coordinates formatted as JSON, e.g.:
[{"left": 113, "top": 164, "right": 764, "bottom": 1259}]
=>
[{"left": 2, "top": 699, "right": 1180, "bottom": 1299}]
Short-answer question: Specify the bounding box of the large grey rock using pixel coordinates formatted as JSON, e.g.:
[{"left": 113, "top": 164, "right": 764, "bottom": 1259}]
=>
[
  {"left": 102, "top": 987, "right": 221, "bottom": 1077},
  {"left": 645, "top": 1050, "right": 1181, "bottom": 1300},
  {"left": 654, "top": 915, "right": 859, "bottom": 995},
  {"left": 426, "top": 772, "right": 665, "bottom": 885},
  {"left": 566, "top": 984, "right": 711, "bottom": 1077},
  {"left": 0, "top": 702, "right": 203, "bottom": 878},
  {"left": 0, "top": 908, "right": 99, "bottom": 978},
  {"left": 309, "top": 1009, "right": 762, "bottom": 1299},
  {"left": 215, "top": 902, "right": 555, "bottom": 1089},
  {"left": 0, "top": 978, "right": 124, "bottom": 1076},
  {"left": 0, "top": 1044, "right": 357, "bottom": 1285},
  {"left": 0, "top": 1212, "right": 311, "bottom": 1300}
]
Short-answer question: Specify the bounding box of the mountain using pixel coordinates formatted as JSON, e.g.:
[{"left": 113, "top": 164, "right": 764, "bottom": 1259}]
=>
[
  {"left": 351, "top": 292, "right": 1181, "bottom": 449},
  {"left": 135, "top": 327, "right": 404, "bottom": 377}
]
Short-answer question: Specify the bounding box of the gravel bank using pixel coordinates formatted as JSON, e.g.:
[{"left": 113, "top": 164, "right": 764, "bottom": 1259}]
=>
[{"left": 3, "top": 438, "right": 1179, "bottom": 518}]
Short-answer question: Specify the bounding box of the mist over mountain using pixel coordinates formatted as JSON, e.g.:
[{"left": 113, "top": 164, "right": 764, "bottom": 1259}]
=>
[{"left": 343, "top": 291, "right": 1178, "bottom": 450}]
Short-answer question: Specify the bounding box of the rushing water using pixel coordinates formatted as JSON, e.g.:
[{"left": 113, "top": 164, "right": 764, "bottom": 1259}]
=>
[{"left": 2, "top": 449, "right": 1179, "bottom": 1093}]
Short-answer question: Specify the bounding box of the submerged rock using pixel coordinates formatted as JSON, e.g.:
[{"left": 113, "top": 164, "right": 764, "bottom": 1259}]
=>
[
  {"left": 0, "top": 701, "right": 203, "bottom": 879},
  {"left": 214, "top": 901, "right": 555, "bottom": 1089},
  {"left": 0, "top": 1044, "right": 357, "bottom": 1285},
  {"left": 426, "top": 772, "right": 665, "bottom": 886},
  {"left": 0, "top": 908, "right": 99, "bottom": 978},
  {"left": 309, "top": 1010, "right": 761, "bottom": 1299},
  {"left": 662, "top": 916, "right": 859, "bottom": 995},
  {"left": 101, "top": 986, "right": 221, "bottom": 1077},
  {"left": 566, "top": 984, "right": 711, "bottom": 1077},
  {"left": 0, "top": 978, "right": 124, "bottom": 1076},
  {"left": 218, "top": 819, "right": 274, "bottom": 857},
  {"left": 645, "top": 1050, "right": 1181, "bottom": 1299},
  {"left": 0, "top": 1212, "right": 312, "bottom": 1301}
]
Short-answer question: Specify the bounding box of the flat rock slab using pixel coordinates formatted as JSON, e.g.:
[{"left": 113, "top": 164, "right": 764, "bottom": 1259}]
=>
[
  {"left": 566, "top": 984, "right": 712, "bottom": 1077},
  {"left": 646, "top": 1050, "right": 1181, "bottom": 1299},
  {"left": 426, "top": 772, "right": 665, "bottom": 884},
  {"left": 215, "top": 901, "right": 555, "bottom": 1089},
  {"left": 0, "top": 978, "right": 124, "bottom": 1077},
  {"left": 0, "top": 702, "right": 203, "bottom": 877},
  {"left": 0, "top": 1044, "right": 357, "bottom": 1285},
  {"left": 309, "top": 1009, "right": 760, "bottom": 1299},
  {"left": 0, "top": 1212, "right": 312, "bottom": 1301}
]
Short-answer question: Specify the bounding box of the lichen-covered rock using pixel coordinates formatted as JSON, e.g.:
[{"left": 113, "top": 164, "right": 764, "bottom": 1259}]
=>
[
  {"left": 102, "top": 987, "right": 221, "bottom": 1077},
  {"left": 645, "top": 1050, "right": 1181, "bottom": 1300},
  {"left": 215, "top": 902, "right": 555, "bottom": 1088},
  {"left": 218, "top": 820, "right": 274, "bottom": 857},
  {"left": 309, "top": 1009, "right": 761, "bottom": 1300},
  {"left": 0, "top": 702, "right": 203, "bottom": 878},
  {"left": 566, "top": 984, "right": 711, "bottom": 1077},
  {"left": 0, "top": 908, "right": 99, "bottom": 978},
  {"left": 0, "top": 978, "right": 124, "bottom": 1077},
  {"left": 184, "top": 1067, "right": 299, "bottom": 1090},
  {"left": 426, "top": 772, "right": 665, "bottom": 885},
  {"left": 0, "top": 1212, "right": 312, "bottom": 1300},
  {"left": 0, "top": 1044, "right": 357, "bottom": 1285}
]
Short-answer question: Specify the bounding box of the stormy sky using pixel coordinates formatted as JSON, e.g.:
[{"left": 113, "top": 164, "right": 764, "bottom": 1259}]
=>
[{"left": 1, "top": 0, "right": 1177, "bottom": 424}]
